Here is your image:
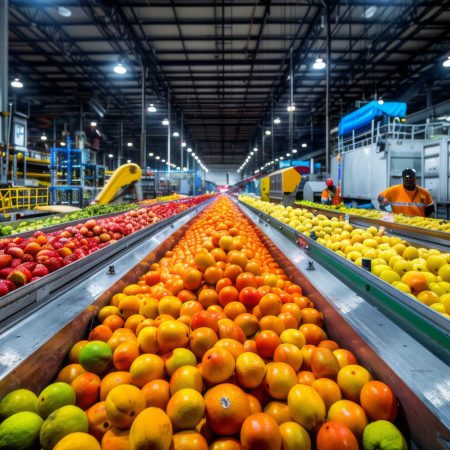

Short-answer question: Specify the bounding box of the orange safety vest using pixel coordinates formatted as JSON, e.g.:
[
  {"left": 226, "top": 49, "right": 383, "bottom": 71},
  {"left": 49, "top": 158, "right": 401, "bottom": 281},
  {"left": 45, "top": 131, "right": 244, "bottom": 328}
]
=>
[
  {"left": 321, "top": 188, "right": 340, "bottom": 205},
  {"left": 379, "top": 184, "right": 433, "bottom": 216}
]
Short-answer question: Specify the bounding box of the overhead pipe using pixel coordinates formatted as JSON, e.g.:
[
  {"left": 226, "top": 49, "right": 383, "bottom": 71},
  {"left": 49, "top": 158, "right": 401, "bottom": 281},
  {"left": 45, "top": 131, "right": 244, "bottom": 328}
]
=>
[
  {"left": 1, "top": 0, "right": 9, "bottom": 183},
  {"left": 140, "top": 62, "right": 147, "bottom": 171}
]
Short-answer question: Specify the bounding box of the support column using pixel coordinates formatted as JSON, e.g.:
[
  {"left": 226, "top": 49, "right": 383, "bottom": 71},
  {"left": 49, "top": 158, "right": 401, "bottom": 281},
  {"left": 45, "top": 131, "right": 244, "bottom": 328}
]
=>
[
  {"left": 180, "top": 111, "right": 184, "bottom": 170},
  {"left": 1, "top": 0, "right": 9, "bottom": 183},
  {"left": 325, "top": 2, "right": 331, "bottom": 175},
  {"left": 167, "top": 90, "right": 171, "bottom": 174},
  {"left": 289, "top": 49, "right": 294, "bottom": 154},
  {"left": 118, "top": 121, "right": 123, "bottom": 169},
  {"left": 140, "top": 63, "right": 147, "bottom": 171},
  {"left": 271, "top": 93, "right": 274, "bottom": 162}
]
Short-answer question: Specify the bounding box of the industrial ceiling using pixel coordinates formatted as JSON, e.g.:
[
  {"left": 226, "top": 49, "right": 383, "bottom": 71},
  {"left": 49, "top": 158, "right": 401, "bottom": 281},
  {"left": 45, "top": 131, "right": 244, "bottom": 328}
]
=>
[{"left": 8, "top": 0, "right": 450, "bottom": 170}]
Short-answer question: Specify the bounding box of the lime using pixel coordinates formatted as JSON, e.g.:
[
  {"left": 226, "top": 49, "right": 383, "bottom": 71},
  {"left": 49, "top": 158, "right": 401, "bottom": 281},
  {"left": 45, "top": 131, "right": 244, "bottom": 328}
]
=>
[
  {"left": 37, "top": 382, "right": 76, "bottom": 419},
  {"left": 0, "top": 389, "right": 38, "bottom": 419},
  {"left": 79, "top": 340, "right": 112, "bottom": 374},
  {"left": 0, "top": 411, "right": 43, "bottom": 449}
]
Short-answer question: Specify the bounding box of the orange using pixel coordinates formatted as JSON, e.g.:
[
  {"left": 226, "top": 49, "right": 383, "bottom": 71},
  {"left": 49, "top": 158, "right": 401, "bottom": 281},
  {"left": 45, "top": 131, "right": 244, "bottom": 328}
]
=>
[
  {"left": 105, "top": 384, "right": 146, "bottom": 429},
  {"left": 318, "top": 339, "right": 340, "bottom": 351},
  {"left": 297, "top": 371, "right": 316, "bottom": 386},
  {"left": 401, "top": 271, "right": 427, "bottom": 293},
  {"left": 333, "top": 349, "right": 358, "bottom": 368},
  {"left": 141, "top": 379, "right": 170, "bottom": 410},
  {"left": 180, "top": 300, "right": 203, "bottom": 317},
  {"left": 198, "top": 289, "right": 219, "bottom": 308},
  {"left": 189, "top": 327, "right": 219, "bottom": 359},
  {"left": 118, "top": 296, "right": 140, "bottom": 319},
  {"left": 201, "top": 347, "right": 235, "bottom": 385},
  {"left": 214, "top": 338, "right": 246, "bottom": 359},
  {"left": 327, "top": 400, "right": 368, "bottom": 439},
  {"left": 216, "top": 277, "right": 233, "bottom": 293},
  {"left": 177, "top": 289, "right": 197, "bottom": 303},
  {"left": 113, "top": 341, "right": 140, "bottom": 371},
  {"left": 172, "top": 430, "right": 208, "bottom": 450},
  {"left": 129, "top": 407, "right": 173, "bottom": 450},
  {"left": 264, "top": 401, "right": 292, "bottom": 425},
  {"left": 129, "top": 354, "right": 165, "bottom": 387},
  {"left": 299, "top": 324, "right": 327, "bottom": 345},
  {"left": 259, "top": 315, "right": 285, "bottom": 335},
  {"left": 56, "top": 363, "right": 86, "bottom": 384},
  {"left": 194, "top": 252, "right": 216, "bottom": 272},
  {"left": 311, "top": 378, "right": 342, "bottom": 411},
  {"left": 136, "top": 326, "right": 159, "bottom": 354},
  {"left": 205, "top": 383, "right": 250, "bottom": 436},
  {"left": 138, "top": 296, "right": 159, "bottom": 319},
  {"left": 71, "top": 372, "right": 101, "bottom": 409},
  {"left": 240, "top": 412, "right": 282, "bottom": 450},
  {"left": 255, "top": 330, "right": 281, "bottom": 359},
  {"left": 86, "top": 401, "right": 111, "bottom": 440},
  {"left": 124, "top": 314, "right": 146, "bottom": 333},
  {"left": 210, "top": 247, "right": 227, "bottom": 262},
  {"left": 223, "top": 264, "right": 243, "bottom": 282},
  {"left": 157, "top": 320, "right": 190, "bottom": 353},
  {"left": 102, "top": 314, "right": 124, "bottom": 331},
  {"left": 301, "top": 307, "right": 324, "bottom": 327},
  {"left": 337, "top": 364, "right": 372, "bottom": 402},
  {"left": 89, "top": 325, "right": 113, "bottom": 342},
  {"left": 264, "top": 362, "right": 297, "bottom": 400},
  {"left": 310, "top": 347, "right": 340, "bottom": 379},
  {"left": 246, "top": 393, "right": 262, "bottom": 414},
  {"left": 223, "top": 301, "right": 247, "bottom": 320},
  {"left": 278, "top": 312, "right": 298, "bottom": 329},
  {"left": 218, "top": 286, "right": 239, "bottom": 307},
  {"left": 158, "top": 295, "right": 182, "bottom": 318},
  {"left": 239, "top": 287, "right": 261, "bottom": 308},
  {"left": 166, "top": 388, "right": 205, "bottom": 430},
  {"left": 235, "top": 272, "right": 257, "bottom": 291},
  {"left": 235, "top": 352, "right": 266, "bottom": 389},
  {"left": 273, "top": 343, "right": 303, "bottom": 372},
  {"left": 359, "top": 380, "right": 398, "bottom": 421},
  {"left": 98, "top": 305, "right": 120, "bottom": 322},
  {"left": 203, "top": 266, "right": 224, "bottom": 285},
  {"left": 69, "top": 340, "right": 89, "bottom": 363},
  {"left": 258, "top": 293, "right": 282, "bottom": 316},
  {"left": 107, "top": 328, "right": 137, "bottom": 351},
  {"left": 316, "top": 420, "right": 359, "bottom": 450},
  {"left": 183, "top": 268, "right": 203, "bottom": 290},
  {"left": 170, "top": 366, "right": 203, "bottom": 395},
  {"left": 234, "top": 313, "right": 259, "bottom": 338},
  {"left": 100, "top": 371, "right": 132, "bottom": 401}
]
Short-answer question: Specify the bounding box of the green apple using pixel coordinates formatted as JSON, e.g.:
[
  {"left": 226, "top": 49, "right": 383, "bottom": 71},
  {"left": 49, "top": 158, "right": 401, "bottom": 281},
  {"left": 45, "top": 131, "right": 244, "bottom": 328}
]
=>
[{"left": 362, "top": 420, "right": 407, "bottom": 450}]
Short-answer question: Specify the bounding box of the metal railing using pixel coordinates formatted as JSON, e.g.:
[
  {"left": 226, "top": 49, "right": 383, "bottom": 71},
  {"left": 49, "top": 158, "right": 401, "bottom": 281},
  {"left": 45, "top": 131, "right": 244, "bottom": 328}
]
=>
[
  {"left": 334, "top": 119, "right": 450, "bottom": 155},
  {"left": 0, "top": 187, "right": 49, "bottom": 217}
]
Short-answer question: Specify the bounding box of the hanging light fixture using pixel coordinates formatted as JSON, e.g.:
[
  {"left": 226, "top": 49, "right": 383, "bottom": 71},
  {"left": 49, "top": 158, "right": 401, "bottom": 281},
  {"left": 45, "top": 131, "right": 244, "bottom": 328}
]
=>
[
  {"left": 287, "top": 104, "right": 296, "bottom": 112},
  {"left": 60, "top": 141, "right": 66, "bottom": 146},
  {"left": 181, "top": 142, "right": 187, "bottom": 147},
  {"left": 155, "top": 156, "right": 160, "bottom": 160},
  {"left": 149, "top": 152, "right": 154, "bottom": 156},
  {"left": 444, "top": 56, "right": 450, "bottom": 68},
  {"left": 58, "top": 6, "right": 72, "bottom": 17},
  {"left": 108, "top": 154, "right": 114, "bottom": 158},
  {"left": 265, "top": 130, "right": 271, "bottom": 136},
  {"left": 113, "top": 60, "right": 127, "bottom": 75},
  {"left": 172, "top": 131, "right": 180, "bottom": 137},
  {"left": 187, "top": 147, "right": 192, "bottom": 153},
  {"left": 253, "top": 147, "right": 258, "bottom": 152},
  {"left": 127, "top": 142, "right": 133, "bottom": 147},
  {"left": 11, "top": 78, "right": 23, "bottom": 88},
  {"left": 301, "top": 143, "right": 308, "bottom": 148},
  {"left": 292, "top": 149, "right": 298, "bottom": 153},
  {"left": 378, "top": 98, "right": 384, "bottom": 105},
  {"left": 147, "top": 104, "right": 157, "bottom": 112},
  {"left": 90, "top": 121, "right": 97, "bottom": 127},
  {"left": 363, "top": 6, "right": 377, "bottom": 19},
  {"left": 40, "top": 133, "right": 47, "bottom": 141},
  {"left": 127, "top": 159, "right": 131, "bottom": 163},
  {"left": 312, "top": 58, "right": 326, "bottom": 70},
  {"left": 273, "top": 117, "right": 281, "bottom": 124},
  {"left": 162, "top": 118, "right": 169, "bottom": 126}
]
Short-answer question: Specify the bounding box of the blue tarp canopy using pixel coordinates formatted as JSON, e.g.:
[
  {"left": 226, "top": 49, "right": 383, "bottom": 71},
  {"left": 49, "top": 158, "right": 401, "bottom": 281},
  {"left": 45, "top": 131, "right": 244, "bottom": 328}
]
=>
[{"left": 338, "top": 101, "right": 407, "bottom": 136}]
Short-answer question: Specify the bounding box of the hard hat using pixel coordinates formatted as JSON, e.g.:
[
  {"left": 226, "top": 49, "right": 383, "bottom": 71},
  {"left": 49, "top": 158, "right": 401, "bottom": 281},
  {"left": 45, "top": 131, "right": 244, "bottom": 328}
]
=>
[
  {"left": 326, "top": 178, "right": 334, "bottom": 187},
  {"left": 402, "top": 168, "right": 416, "bottom": 178}
]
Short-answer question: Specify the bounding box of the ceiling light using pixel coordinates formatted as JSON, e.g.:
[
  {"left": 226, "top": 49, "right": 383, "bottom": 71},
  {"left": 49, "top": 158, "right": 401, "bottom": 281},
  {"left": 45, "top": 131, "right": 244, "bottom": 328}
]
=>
[
  {"left": 292, "top": 149, "right": 297, "bottom": 153},
  {"left": 181, "top": 142, "right": 186, "bottom": 147},
  {"left": 90, "top": 121, "right": 97, "bottom": 127},
  {"left": 127, "top": 142, "right": 133, "bottom": 147},
  {"left": 280, "top": 156, "right": 284, "bottom": 160},
  {"left": 162, "top": 159, "right": 166, "bottom": 163},
  {"left": 172, "top": 131, "right": 179, "bottom": 137},
  {"left": 108, "top": 153, "right": 114, "bottom": 158},
  {"left": 149, "top": 152, "right": 154, "bottom": 156},
  {"left": 274, "top": 117, "right": 281, "bottom": 124},
  {"left": 162, "top": 118, "right": 169, "bottom": 126},
  {"left": 265, "top": 130, "right": 271, "bottom": 136},
  {"left": 378, "top": 98, "right": 384, "bottom": 105},
  {"left": 443, "top": 57, "right": 450, "bottom": 68},
  {"left": 155, "top": 156, "right": 160, "bottom": 160},
  {"left": 127, "top": 159, "right": 131, "bottom": 163},
  {"left": 192, "top": 152, "right": 196, "bottom": 157},
  {"left": 275, "top": 158, "right": 279, "bottom": 162},
  {"left": 147, "top": 104, "right": 157, "bottom": 112},
  {"left": 113, "top": 62, "right": 127, "bottom": 75},
  {"left": 11, "top": 78, "right": 23, "bottom": 88},
  {"left": 60, "top": 141, "right": 66, "bottom": 146},
  {"left": 301, "top": 143, "right": 308, "bottom": 148},
  {"left": 58, "top": 6, "right": 72, "bottom": 17},
  {"left": 253, "top": 147, "right": 258, "bottom": 152},
  {"left": 286, "top": 153, "right": 291, "bottom": 157},
  {"left": 250, "top": 151, "right": 254, "bottom": 155},
  {"left": 176, "top": 166, "right": 180, "bottom": 170},
  {"left": 287, "top": 105, "right": 296, "bottom": 112},
  {"left": 363, "top": 6, "right": 377, "bottom": 19},
  {"left": 312, "top": 57, "right": 326, "bottom": 70},
  {"left": 40, "top": 133, "right": 47, "bottom": 141},
  {"left": 183, "top": 167, "right": 188, "bottom": 171},
  {"left": 187, "top": 147, "right": 192, "bottom": 153}
]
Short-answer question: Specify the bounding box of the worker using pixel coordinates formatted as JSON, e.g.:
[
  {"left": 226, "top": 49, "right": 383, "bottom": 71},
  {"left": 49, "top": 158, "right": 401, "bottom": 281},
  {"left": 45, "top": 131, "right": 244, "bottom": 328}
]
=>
[
  {"left": 321, "top": 178, "right": 340, "bottom": 205},
  {"left": 377, "top": 168, "right": 434, "bottom": 217}
]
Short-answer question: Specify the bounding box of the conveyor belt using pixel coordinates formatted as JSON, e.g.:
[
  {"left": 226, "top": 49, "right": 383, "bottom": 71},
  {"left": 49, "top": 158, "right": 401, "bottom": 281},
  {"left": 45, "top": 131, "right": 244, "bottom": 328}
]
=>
[
  {"left": 235, "top": 199, "right": 450, "bottom": 450},
  {"left": 297, "top": 203, "right": 450, "bottom": 249}
]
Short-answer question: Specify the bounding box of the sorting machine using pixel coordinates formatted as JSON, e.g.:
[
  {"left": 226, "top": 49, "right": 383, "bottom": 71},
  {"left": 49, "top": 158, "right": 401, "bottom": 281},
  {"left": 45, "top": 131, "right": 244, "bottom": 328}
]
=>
[{"left": 0, "top": 195, "right": 448, "bottom": 450}]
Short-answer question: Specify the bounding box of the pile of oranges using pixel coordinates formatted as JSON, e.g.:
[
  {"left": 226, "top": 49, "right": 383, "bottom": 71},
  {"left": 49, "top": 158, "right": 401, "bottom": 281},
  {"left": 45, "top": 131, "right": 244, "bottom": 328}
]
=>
[{"left": 53, "top": 196, "right": 402, "bottom": 449}]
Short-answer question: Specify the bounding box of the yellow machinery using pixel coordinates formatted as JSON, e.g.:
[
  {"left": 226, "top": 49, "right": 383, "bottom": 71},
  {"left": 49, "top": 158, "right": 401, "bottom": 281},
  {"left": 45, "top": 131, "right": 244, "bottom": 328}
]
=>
[
  {"left": 93, "top": 163, "right": 143, "bottom": 205},
  {"left": 0, "top": 187, "right": 49, "bottom": 218},
  {"left": 260, "top": 166, "right": 302, "bottom": 205}
]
